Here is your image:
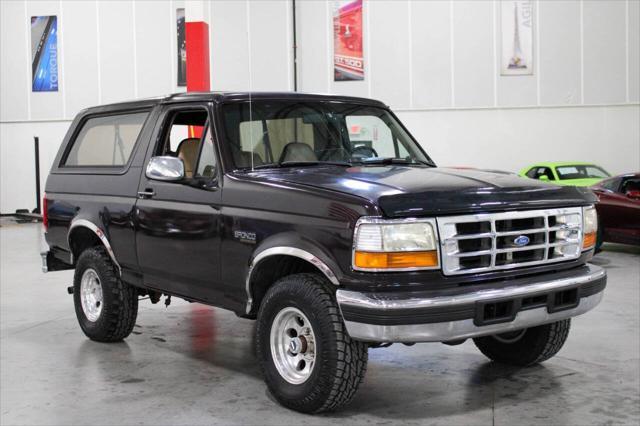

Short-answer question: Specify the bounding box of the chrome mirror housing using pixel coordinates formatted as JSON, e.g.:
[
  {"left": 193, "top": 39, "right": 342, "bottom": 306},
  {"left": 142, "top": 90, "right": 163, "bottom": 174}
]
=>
[{"left": 146, "top": 156, "right": 185, "bottom": 182}]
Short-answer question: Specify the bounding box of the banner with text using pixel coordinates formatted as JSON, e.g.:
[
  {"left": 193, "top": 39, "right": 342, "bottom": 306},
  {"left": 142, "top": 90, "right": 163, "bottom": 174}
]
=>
[
  {"left": 333, "top": 0, "right": 364, "bottom": 81},
  {"left": 31, "top": 15, "right": 58, "bottom": 92},
  {"left": 501, "top": 0, "right": 534, "bottom": 75}
]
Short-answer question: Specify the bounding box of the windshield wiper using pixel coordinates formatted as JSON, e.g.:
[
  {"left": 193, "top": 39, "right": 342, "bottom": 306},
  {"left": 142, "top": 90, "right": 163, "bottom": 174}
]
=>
[
  {"left": 353, "top": 157, "right": 433, "bottom": 166},
  {"left": 249, "top": 160, "right": 353, "bottom": 170}
]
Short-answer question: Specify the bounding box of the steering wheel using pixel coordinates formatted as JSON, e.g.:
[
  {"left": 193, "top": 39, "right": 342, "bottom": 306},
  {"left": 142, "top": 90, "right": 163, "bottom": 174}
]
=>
[{"left": 351, "top": 146, "right": 379, "bottom": 160}]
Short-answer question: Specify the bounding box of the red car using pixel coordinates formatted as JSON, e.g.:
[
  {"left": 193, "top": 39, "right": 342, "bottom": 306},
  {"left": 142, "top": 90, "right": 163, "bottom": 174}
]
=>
[{"left": 591, "top": 173, "right": 640, "bottom": 249}]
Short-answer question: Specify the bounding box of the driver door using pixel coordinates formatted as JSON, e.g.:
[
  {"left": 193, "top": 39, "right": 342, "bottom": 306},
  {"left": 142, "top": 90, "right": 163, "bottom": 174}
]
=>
[{"left": 134, "top": 103, "right": 223, "bottom": 304}]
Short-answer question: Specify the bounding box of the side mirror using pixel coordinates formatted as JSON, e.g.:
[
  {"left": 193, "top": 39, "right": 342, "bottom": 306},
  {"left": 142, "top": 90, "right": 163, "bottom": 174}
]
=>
[
  {"left": 626, "top": 190, "right": 640, "bottom": 199},
  {"left": 538, "top": 175, "right": 550, "bottom": 181},
  {"left": 146, "top": 156, "right": 185, "bottom": 182}
]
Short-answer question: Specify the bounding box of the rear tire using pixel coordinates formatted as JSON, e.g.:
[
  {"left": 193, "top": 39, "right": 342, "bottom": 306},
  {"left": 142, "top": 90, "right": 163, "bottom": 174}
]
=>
[
  {"left": 473, "top": 319, "right": 571, "bottom": 366},
  {"left": 73, "top": 247, "right": 138, "bottom": 342},
  {"left": 256, "top": 273, "right": 368, "bottom": 413}
]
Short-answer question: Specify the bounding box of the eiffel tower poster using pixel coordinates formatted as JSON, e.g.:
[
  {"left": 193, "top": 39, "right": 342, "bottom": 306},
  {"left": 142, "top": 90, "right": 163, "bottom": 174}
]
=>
[{"left": 501, "top": 0, "right": 534, "bottom": 75}]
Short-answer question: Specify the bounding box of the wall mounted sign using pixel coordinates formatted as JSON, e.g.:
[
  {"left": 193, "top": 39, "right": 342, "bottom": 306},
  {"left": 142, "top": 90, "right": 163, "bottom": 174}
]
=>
[
  {"left": 333, "top": 0, "right": 364, "bottom": 81},
  {"left": 501, "top": 0, "right": 534, "bottom": 76},
  {"left": 31, "top": 15, "right": 58, "bottom": 92},
  {"left": 177, "top": 8, "right": 186, "bottom": 86}
]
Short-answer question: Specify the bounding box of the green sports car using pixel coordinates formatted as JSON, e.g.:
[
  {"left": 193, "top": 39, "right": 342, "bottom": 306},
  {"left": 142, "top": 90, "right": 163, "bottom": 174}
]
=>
[{"left": 519, "top": 162, "right": 611, "bottom": 186}]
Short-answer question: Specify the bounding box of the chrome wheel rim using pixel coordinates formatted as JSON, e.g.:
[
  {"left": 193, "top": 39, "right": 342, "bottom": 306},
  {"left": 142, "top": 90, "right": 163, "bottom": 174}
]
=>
[
  {"left": 80, "top": 268, "right": 103, "bottom": 322},
  {"left": 270, "top": 307, "right": 317, "bottom": 385},
  {"left": 493, "top": 329, "right": 526, "bottom": 344}
]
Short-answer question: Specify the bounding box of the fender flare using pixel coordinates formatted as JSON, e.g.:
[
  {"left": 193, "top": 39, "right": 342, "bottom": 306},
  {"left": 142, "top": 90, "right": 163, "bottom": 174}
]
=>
[
  {"left": 67, "top": 219, "right": 122, "bottom": 275},
  {"left": 245, "top": 246, "right": 340, "bottom": 314}
]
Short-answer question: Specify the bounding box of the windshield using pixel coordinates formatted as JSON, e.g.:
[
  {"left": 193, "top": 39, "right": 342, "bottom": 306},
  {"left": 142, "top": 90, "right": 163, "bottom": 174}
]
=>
[
  {"left": 221, "top": 101, "right": 433, "bottom": 169},
  {"left": 555, "top": 165, "right": 610, "bottom": 180}
]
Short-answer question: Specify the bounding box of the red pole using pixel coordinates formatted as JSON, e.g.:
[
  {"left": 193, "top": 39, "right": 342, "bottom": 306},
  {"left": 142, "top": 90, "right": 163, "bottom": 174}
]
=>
[{"left": 185, "top": 19, "right": 210, "bottom": 137}]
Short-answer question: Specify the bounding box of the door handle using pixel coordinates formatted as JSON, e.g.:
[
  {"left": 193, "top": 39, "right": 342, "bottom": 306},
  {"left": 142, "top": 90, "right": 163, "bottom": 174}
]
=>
[{"left": 137, "top": 189, "right": 155, "bottom": 199}]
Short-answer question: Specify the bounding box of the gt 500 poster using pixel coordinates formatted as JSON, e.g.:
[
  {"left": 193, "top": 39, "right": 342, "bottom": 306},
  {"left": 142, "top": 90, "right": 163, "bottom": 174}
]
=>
[
  {"left": 333, "top": 0, "right": 364, "bottom": 81},
  {"left": 31, "top": 15, "right": 58, "bottom": 92}
]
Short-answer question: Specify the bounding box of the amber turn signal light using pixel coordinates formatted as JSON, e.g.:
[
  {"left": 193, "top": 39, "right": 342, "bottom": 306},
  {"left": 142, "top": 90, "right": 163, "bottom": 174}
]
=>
[
  {"left": 583, "top": 232, "right": 596, "bottom": 249},
  {"left": 354, "top": 250, "right": 439, "bottom": 270}
]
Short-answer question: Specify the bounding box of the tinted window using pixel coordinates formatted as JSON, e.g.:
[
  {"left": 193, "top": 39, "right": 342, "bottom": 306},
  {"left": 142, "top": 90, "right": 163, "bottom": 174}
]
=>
[
  {"left": 600, "top": 178, "right": 621, "bottom": 192},
  {"left": 528, "top": 167, "right": 555, "bottom": 180},
  {"left": 621, "top": 178, "right": 640, "bottom": 193},
  {"left": 196, "top": 126, "right": 217, "bottom": 178},
  {"left": 540, "top": 167, "right": 555, "bottom": 180},
  {"left": 65, "top": 112, "right": 148, "bottom": 166},
  {"left": 555, "top": 165, "right": 610, "bottom": 180}
]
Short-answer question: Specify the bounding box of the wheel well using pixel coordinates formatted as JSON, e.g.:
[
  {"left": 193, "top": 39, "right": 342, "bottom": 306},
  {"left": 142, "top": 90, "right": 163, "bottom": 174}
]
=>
[
  {"left": 68, "top": 227, "right": 102, "bottom": 264},
  {"left": 247, "top": 255, "right": 325, "bottom": 317}
]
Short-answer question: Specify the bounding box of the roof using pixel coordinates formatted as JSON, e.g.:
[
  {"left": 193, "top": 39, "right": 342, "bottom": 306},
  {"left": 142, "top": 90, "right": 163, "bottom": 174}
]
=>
[
  {"left": 79, "top": 91, "right": 388, "bottom": 115},
  {"left": 528, "top": 161, "right": 606, "bottom": 168},
  {"left": 606, "top": 172, "right": 640, "bottom": 179}
]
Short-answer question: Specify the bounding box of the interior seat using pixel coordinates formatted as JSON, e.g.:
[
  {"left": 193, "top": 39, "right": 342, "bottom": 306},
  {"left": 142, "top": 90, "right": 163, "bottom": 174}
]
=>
[
  {"left": 239, "top": 151, "right": 264, "bottom": 167},
  {"left": 279, "top": 142, "right": 317, "bottom": 163},
  {"left": 230, "top": 143, "right": 264, "bottom": 168},
  {"left": 176, "top": 137, "right": 200, "bottom": 178}
]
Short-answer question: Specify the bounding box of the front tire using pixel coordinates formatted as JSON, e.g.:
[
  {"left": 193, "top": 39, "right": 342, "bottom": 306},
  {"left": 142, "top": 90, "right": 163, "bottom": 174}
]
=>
[
  {"left": 256, "top": 273, "right": 368, "bottom": 413},
  {"left": 73, "top": 247, "right": 138, "bottom": 342},
  {"left": 473, "top": 319, "right": 571, "bottom": 366}
]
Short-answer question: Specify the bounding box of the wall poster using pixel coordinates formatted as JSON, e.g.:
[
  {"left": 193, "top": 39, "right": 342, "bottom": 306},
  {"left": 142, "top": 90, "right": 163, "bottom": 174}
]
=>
[
  {"left": 177, "top": 8, "right": 186, "bottom": 86},
  {"left": 501, "top": 0, "right": 533, "bottom": 76},
  {"left": 31, "top": 15, "right": 58, "bottom": 92},
  {"left": 333, "top": 0, "right": 364, "bottom": 81}
]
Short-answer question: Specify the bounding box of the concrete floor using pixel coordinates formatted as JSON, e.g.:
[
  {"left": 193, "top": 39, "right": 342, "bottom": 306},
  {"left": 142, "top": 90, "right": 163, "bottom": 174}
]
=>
[{"left": 1, "top": 219, "right": 639, "bottom": 426}]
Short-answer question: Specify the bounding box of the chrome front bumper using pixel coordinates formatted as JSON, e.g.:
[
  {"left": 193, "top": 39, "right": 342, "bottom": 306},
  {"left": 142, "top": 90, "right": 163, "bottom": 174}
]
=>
[{"left": 337, "top": 264, "right": 606, "bottom": 343}]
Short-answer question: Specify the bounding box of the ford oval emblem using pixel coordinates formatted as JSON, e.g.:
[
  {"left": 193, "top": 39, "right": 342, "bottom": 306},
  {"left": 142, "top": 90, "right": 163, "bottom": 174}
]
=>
[{"left": 514, "top": 235, "right": 530, "bottom": 247}]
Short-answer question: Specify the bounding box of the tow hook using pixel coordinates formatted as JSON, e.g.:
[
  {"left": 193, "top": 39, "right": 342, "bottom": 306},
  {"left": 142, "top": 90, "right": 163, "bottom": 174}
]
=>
[{"left": 67, "top": 286, "right": 74, "bottom": 295}]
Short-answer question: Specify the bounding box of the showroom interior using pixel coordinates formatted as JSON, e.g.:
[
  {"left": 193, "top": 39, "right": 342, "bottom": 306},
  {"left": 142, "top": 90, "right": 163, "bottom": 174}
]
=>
[{"left": 1, "top": 0, "right": 639, "bottom": 424}]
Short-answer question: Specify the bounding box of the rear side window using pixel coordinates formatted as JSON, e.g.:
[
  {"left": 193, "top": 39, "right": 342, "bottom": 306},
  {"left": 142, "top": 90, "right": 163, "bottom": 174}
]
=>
[
  {"left": 527, "top": 167, "right": 554, "bottom": 180},
  {"left": 525, "top": 168, "right": 538, "bottom": 178},
  {"left": 64, "top": 112, "right": 149, "bottom": 166}
]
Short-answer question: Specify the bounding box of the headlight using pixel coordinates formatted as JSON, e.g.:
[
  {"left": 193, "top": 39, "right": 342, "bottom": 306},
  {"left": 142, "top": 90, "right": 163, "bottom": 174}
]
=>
[
  {"left": 582, "top": 205, "right": 598, "bottom": 250},
  {"left": 353, "top": 218, "right": 439, "bottom": 271}
]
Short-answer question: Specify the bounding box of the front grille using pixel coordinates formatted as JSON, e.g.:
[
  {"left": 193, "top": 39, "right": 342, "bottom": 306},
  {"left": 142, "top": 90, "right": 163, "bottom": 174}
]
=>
[{"left": 436, "top": 207, "right": 583, "bottom": 275}]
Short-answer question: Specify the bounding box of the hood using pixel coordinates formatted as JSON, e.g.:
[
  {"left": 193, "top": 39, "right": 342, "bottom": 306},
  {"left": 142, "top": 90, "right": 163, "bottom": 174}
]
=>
[{"left": 247, "top": 166, "right": 597, "bottom": 217}]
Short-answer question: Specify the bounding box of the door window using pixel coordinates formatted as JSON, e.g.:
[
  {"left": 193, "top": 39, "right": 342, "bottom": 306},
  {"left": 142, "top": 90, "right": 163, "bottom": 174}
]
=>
[
  {"left": 156, "top": 108, "right": 217, "bottom": 180},
  {"left": 600, "top": 178, "right": 621, "bottom": 192},
  {"left": 196, "top": 127, "right": 217, "bottom": 178}
]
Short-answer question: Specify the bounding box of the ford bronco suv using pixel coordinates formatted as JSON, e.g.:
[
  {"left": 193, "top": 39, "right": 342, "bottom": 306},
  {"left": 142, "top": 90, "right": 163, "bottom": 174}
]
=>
[{"left": 42, "top": 92, "right": 606, "bottom": 413}]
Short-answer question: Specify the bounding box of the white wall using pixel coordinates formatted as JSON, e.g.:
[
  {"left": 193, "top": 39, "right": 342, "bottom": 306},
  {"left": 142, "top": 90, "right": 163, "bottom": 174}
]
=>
[
  {"left": 295, "top": 0, "right": 640, "bottom": 173},
  {"left": 398, "top": 105, "right": 640, "bottom": 173},
  {"left": 0, "top": 0, "right": 294, "bottom": 213},
  {"left": 296, "top": 0, "right": 640, "bottom": 108},
  {"left": 1, "top": 0, "right": 639, "bottom": 213}
]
